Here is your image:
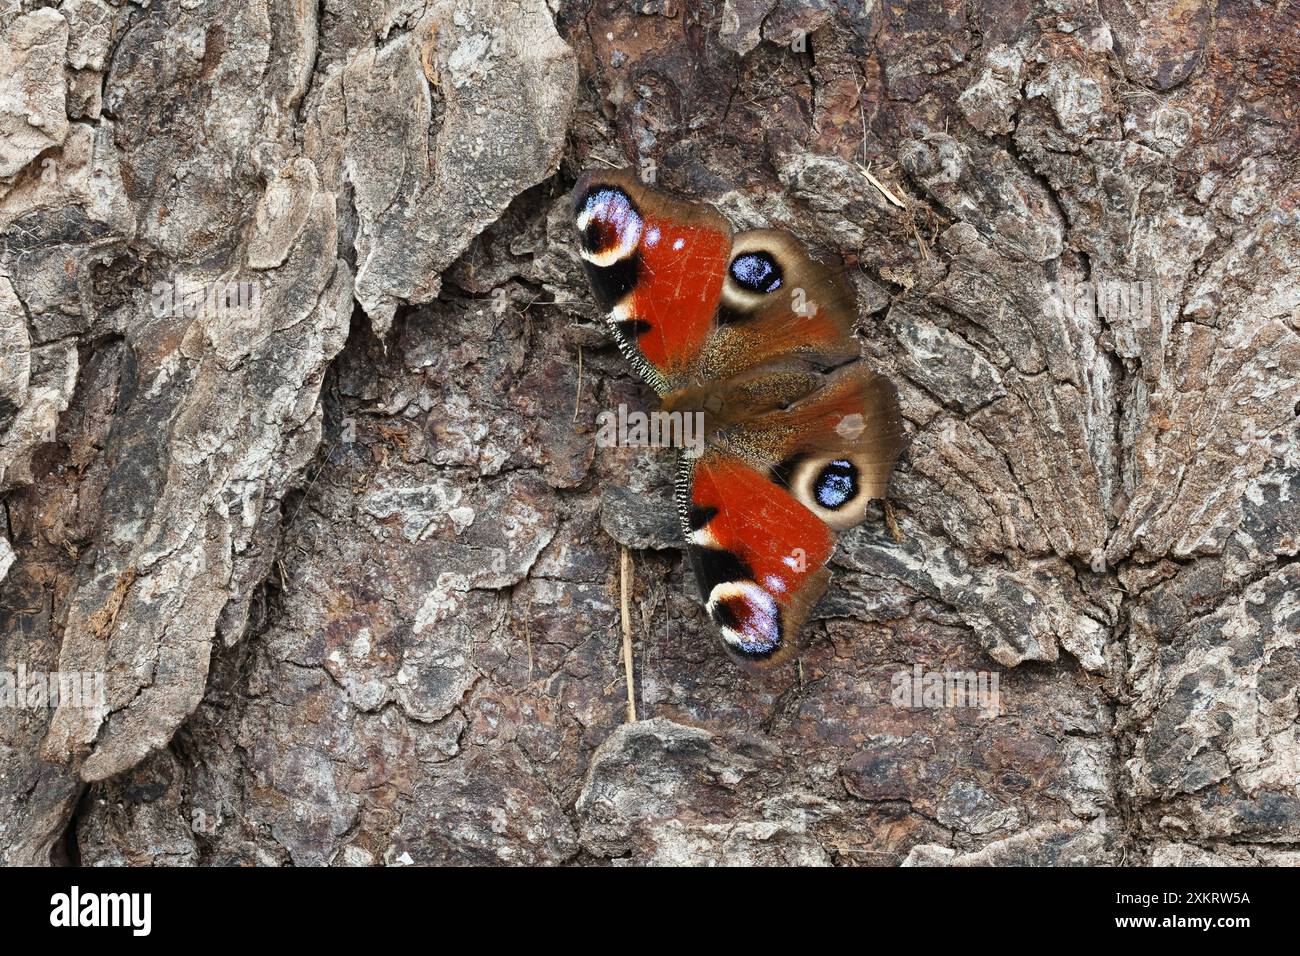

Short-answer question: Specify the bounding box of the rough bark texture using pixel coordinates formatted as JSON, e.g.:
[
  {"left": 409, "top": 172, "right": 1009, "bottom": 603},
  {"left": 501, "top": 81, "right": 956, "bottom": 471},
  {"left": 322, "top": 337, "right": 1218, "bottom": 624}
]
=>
[{"left": 1, "top": 0, "right": 1297, "bottom": 866}]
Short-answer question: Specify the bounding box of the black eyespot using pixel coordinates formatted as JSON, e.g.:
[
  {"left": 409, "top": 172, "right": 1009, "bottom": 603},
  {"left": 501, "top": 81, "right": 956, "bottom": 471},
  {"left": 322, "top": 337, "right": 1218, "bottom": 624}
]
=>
[
  {"left": 709, "top": 599, "right": 739, "bottom": 630},
  {"left": 577, "top": 187, "right": 642, "bottom": 257},
  {"left": 582, "top": 219, "right": 605, "bottom": 253},
  {"left": 814, "top": 460, "right": 858, "bottom": 509},
  {"left": 710, "top": 588, "right": 784, "bottom": 658},
  {"left": 729, "top": 251, "right": 783, "bottom": 293}
]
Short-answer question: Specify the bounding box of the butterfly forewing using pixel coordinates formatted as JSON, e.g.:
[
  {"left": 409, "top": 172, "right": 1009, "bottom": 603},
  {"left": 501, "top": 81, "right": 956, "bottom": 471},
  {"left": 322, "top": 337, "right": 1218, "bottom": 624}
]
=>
[
  {"left": 572, "top": 169, "right": 732, "bottom": 392},
  {"left": 684, "top": 452, "right": 835, "bottom": 666}
]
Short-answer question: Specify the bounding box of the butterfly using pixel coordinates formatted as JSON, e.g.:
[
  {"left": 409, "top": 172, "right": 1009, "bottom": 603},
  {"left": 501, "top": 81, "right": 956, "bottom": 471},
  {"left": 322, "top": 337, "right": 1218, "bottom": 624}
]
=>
[{"left": 572, "top": 168, "right": 905, "bottom": 669}]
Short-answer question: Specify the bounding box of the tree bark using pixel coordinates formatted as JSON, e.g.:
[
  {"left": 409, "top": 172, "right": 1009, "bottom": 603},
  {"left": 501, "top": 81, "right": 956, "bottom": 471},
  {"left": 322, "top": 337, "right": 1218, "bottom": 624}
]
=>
[{"left": 1, "top": 0, "right": 1297, "bottom": 866}]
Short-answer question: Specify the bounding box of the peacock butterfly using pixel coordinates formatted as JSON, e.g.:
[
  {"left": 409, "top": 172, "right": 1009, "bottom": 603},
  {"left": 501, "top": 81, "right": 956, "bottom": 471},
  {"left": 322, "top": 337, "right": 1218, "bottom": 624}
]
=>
[{"left": 572, "top": 168, "right": 905, "bottom": 669}]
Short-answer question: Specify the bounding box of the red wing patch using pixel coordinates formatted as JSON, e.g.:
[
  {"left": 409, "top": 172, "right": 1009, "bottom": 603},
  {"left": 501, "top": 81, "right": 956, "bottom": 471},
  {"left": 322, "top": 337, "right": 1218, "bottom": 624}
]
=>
[
  {"left": 686, "top": 453, "right": 834, "bottom": 665},
  {"left": 631, "top": 213, "right": 730, "bottom": 376},
  {"left": 573, "top": 169, "right": 730, "bottom": 390}
]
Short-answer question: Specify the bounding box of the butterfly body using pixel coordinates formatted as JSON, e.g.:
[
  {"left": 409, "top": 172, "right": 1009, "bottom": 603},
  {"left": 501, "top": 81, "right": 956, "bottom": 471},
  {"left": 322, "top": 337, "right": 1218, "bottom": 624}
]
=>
[{"left": 573, "top": 169, "right": 904, "bottom": 668}]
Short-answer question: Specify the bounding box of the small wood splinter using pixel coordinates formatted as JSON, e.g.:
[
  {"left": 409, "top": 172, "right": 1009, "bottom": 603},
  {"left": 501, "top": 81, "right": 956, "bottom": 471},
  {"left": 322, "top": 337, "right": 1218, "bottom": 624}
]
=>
[{"left": 619, "top": 546, "right": 637, "bottom": 723}]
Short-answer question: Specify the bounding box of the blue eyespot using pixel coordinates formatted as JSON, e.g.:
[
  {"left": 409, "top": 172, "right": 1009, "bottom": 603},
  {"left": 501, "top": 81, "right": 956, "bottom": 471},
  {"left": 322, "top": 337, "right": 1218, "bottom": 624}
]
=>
[
  {"left": 729, "top": 252, "right": 783, "bottom": 293},
  {"left": 814, "top": 460, "right": 857, "bottom": 509}
]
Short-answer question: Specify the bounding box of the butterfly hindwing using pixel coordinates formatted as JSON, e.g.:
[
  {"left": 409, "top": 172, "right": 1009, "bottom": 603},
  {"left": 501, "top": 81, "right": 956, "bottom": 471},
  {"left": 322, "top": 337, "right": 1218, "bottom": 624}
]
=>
[
  {"left": 683, "top": 364, "right": 905, "bottom": 667},
  {"left": 727, "top": 363, "right": 904, "bottom": 518},
  {"left": 701, "top": 229, "right": 862, "bottom": 382}
]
